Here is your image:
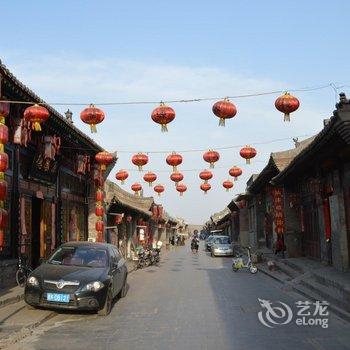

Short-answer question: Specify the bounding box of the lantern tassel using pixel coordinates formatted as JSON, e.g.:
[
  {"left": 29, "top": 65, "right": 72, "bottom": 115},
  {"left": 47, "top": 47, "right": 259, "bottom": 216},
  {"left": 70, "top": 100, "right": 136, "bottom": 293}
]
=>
[
  {"left": 210, "top": 163, "right": 214, "bottom": 169},
  {"left": 180, "top": 192, "right": 183, "bottom": 197},
  {"left": 33, "top": 122, "right": 42, "bottom": 132},
  {"left": 284, "top": 113, "right": 290, "bottom": 122},
  {"left": 158, "top": 193, "right": 161, "bottom": 197},
  {"left": 173, "top": 166, "right": 177, "bottom": 172},
  {"left": 149, "top": 182, "right": 152, "bottom": 187},
  {"left": 226, "top": 188, "right": 229, "bottom": 192},
  {"left": 121, "top": 180, "right": 125, "bottom": 185},
  {"left": 246, "top": 159, "right": 251, "bottom": 165},
  {"left": 235, "top": 177, "right": 238, "bottom": 181},
  {"left": 219, "top": 118, "right": 225, "bottom": 127},
  {"left": 204, "top": 191, "right": 207, "bottom": 195},
  {"left": 204, "top": 180, "right": 208, "bottom": 184},
  {"left": 0, "top": 172, "right": 4, "bottom": 180},
  {"left": 161, "top": 124, "right": 168, "bottom": 132},
  {"left": 0, "top": 144, "right": 3, "bottom": 153},
  {"left": 90, "top": 124, "right": 97, "bottom": 133}
]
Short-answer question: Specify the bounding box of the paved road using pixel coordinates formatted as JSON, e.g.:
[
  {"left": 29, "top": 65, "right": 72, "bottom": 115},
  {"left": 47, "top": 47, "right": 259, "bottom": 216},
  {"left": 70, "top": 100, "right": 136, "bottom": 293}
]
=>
[{"left": 7, "top": 242, "right": 350, "bottom": 350}]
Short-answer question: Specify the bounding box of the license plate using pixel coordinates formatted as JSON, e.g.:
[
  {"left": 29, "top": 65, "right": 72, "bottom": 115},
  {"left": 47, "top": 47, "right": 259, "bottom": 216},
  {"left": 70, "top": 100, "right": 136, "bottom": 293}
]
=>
[{"left": 47, "top": 293, "right": 70, "bottom": 303}]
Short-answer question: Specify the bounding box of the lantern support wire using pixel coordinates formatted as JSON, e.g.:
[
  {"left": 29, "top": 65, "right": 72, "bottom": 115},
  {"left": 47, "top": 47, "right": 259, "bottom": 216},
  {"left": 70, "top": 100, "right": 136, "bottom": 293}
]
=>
[
  {"left": 0, "top": 82, "right": 346, "bottom": 106},
  {"left": 60, "top": 134, "right": 313, "bottom": 154}
]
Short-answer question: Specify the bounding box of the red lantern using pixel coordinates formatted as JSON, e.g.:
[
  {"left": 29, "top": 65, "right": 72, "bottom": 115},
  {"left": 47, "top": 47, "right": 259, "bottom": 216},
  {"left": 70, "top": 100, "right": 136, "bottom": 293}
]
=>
[
  {"left": 176, "top": 183, "right": 187, "bottom": 196},
  {"left": 238, "top": 200, "right": 246, "bottom": 209},
  {"left": 0, "top": 102, "right": 10, "bottom": 124},
  {"left": 166, "top": 152, "right": 183, "bottom": 171},
  {"left": 132, "top": 153, "right": 149, "bottom": 171},
  {"left": 151, "top": 102, "right": 176, "bottom": 132},
  {"left": 131, "top": 183, "right": 142, "bottom": 195},
  {"left": 212, "top": 98, "right": 237, "bottom": 126},
  {"left": 154, "top": 184, "right": 165, "bottom": 196},
  {"left": 275, "top": 225, "right": 284, "bottom": 234},
  {"left": 275, "top": 92, "right": 300, "bottom": 122},
  {"left": 240, "top": 145, "right": 257, "bottom": 164},
  {"left": 203, "top": 150, "right": 220, "bottom": 168},
  {"left": 199, "top": 170, "right": 213, "bottom": 183},
  {"left": 229, "top": 166, "right": 242, "bottom": 180},
  {"left": 115, "top": 170, "right": 129, "bottom": 185},
  {"left": 200, "top": 183, "right": 211, "bottom": 194},
  {"left": 23, "top": 104, "right": 49, "bottom": 131},
  {"left": 223, "top": 180, "right": 234, "bottom": 192},
  {"left": 0, "top": 208, "right": 8, "bottom": 229},
  {"left": 95, "top": 190, "right": 104, "bottom": 203},
  {"left": 0, "top": 152, "right": 8, "bottom": 173},
  {"left": 95, "top": 205, "right": 104, "bottom": 218},
  {"left": 115, "top": 214, "right": 123, "bottom": 225},
  {"left": 95, "top": 151, "right": 114, "bottom": 171},
  {"left": 170, "top": 172, "right": 184, "bottom": 185},
  {"left": 143, "top": 172, "right": 157, "bottom": 187},
  {"left": 95, "top": 221, "right": 104, "bottom": 232},
  {"left": 0, "top": 180, "right": 7, "bottom": 201},
  {"left": 80, "top": 104, "right": 105, "bottom": 133},
  {"left": 0, "top": 124, "right": 8, "bottom": 152}
]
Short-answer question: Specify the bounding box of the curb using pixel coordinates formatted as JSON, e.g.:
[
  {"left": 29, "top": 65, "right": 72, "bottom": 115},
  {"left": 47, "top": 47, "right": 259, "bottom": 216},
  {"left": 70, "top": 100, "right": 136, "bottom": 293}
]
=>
[
  {"left": 0, "top": 293, "right": 24, "bottom": 310},
  {"left": 258, "top": 265, "right": 350, "bottom": 323},
  {"left": 0, "top": 311, "right": 57, "bottom": 349}
]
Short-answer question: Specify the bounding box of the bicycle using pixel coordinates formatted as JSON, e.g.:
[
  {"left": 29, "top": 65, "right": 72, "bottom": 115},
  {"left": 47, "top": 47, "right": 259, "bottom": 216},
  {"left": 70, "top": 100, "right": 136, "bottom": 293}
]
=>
[{"left": 16, "top": 255, "right": 33, "bottom": 287}]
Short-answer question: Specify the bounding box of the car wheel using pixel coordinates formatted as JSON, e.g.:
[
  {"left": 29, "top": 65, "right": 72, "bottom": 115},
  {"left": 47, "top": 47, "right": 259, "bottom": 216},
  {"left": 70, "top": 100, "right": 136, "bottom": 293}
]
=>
[
  {"left": 98, "top": 287, "right": 112, "bottom": 316},
  {"left": 118, "top": 276, "right": 128, "bottom": 298}
]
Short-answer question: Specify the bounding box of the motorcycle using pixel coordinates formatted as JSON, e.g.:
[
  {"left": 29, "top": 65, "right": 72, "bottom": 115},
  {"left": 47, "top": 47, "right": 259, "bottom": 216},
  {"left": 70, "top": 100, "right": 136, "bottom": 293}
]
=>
[
  {"left": 191, "top": 240, "right": 199, "bottom": 253},
  {"left": 136, "top": 250, "right": 148, "bottom": 269}
]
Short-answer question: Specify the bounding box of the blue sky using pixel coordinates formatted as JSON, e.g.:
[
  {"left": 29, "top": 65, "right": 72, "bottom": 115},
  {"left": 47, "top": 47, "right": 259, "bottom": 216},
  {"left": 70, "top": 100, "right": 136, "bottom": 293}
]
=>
[{"left": 2, "top": 0, "right": 350, "bottom": 224}]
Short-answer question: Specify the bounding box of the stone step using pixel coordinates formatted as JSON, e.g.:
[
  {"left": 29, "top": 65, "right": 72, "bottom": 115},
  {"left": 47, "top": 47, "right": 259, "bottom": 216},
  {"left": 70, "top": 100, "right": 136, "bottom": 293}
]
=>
[
  {"left": 300, "top": 278, "right": 350, "bottom": 313},
  {"left": 275, "top": 261, "right": 300, "bottom": 279},
  {"left": 281, "top": 259, "right": 305, "bottom": 274},
  {"left": 288, "top": 281, "right": 350, "bottom": 323}
]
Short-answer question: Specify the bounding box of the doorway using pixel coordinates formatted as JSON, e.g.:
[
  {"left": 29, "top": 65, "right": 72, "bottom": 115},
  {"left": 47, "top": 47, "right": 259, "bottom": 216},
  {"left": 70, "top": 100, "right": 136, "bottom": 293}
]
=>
[{"left": 31, "top": 197, "right": 42, "bottom": 268}]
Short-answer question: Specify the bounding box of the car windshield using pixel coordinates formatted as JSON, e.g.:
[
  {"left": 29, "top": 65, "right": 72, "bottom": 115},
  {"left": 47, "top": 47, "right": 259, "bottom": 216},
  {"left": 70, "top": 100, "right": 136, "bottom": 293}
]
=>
[
  {"left": 214, "top": 237, "right": 231, "bottom": 245},
  {"left": 48, "top": 246, "right": 108, "bottom": 268}
]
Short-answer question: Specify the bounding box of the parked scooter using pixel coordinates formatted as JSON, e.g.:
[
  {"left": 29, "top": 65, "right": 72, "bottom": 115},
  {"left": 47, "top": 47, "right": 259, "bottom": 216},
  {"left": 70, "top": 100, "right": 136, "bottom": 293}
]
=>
[
  {"left": 232, "top": 246, "right": 258, "bottom": 274},
  {"left": 136, "top": 250, "right": 148, "bottom": 269}
]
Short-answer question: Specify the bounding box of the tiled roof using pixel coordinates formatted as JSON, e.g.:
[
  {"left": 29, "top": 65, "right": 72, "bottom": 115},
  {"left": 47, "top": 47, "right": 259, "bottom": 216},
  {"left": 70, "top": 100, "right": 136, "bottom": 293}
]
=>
[
  {"left": 211, "top": 207, "right": 231, "bottom": 224},
  {"left": 0, "top": 59, "right": 103, "bottom": 152},
  {"left": 105, "top": 180, "right": 154, "bottom": 217}
]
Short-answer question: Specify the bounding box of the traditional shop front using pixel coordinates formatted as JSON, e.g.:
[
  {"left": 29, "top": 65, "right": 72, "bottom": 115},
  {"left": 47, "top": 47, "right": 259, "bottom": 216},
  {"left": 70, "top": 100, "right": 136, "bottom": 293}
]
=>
[
  {"left": 0, "top": 60, "right": 104, "bottom": 288},
  {"left": 274, "top": 93, "right": 350, "bottom": 271}
]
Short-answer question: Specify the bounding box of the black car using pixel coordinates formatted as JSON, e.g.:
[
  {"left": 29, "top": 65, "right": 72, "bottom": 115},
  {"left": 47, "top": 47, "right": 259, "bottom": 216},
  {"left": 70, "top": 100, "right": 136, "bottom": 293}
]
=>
[{"left": 25, "top": 242, "right": 128, "bottom": 316}]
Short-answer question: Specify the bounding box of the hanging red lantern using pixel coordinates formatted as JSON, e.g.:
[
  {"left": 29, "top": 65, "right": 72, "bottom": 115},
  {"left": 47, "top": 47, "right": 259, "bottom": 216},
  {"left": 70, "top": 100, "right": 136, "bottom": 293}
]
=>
[
  {"left": 95, "top": 190, "right": 104, "bottom": 203},
  {"left": 95, "top": 151, "right": 114, "bottom": 171},
  {"left": 229, "top": 166, "right": 242, "bottom": 180},
  {"left": 0, "top": 102, "right": 10, "bottom": 124},
  {"left": 115, "top": 170, "right": 129, "bottom": 185},
  {"left": 275, "top": 225, "right": 284, "bottom": 234},
  {"left": 154, "top": 184, "right": 165, "bottom": 196},
  {"left": 95, "top": 205, "right": 104, "bottom": 218},
  {"left": 131, "top": 183, "right": 142, "bottom": 195},
  {"left": 199, "top": 170, "right": 213, "bottom": 183},
  {"left": 23, "top": 104, "right": 49, "bottom": 131},
  {"left": 240, "top": 145, "right": 257, "bottom": 164},
  {"left": 203, "top": 150, "right": 220, "bottom": 168},
  {"left": 223, "top": 180, "right": 234, "bottom": 192},
  {"left": 0, "top": 152, "right": 8, "bottom": 173},
  {"left": 0, "top": 208, "right": 8, "bottom": 229},
  {"left": 166, "top": 152, "right": 183, "bottom": 171},
  {"left": 0, "top": 180, "right": 7, "bottom": 202},
  {"left": 132, "top": 153, "right": 149, "bottom": 171},
  {"left": 80, "top": 104, "right": 105, "bottom": 133},
  {"left": 95, "top": 221, "right": 104, "bottom": 232},
  {"left": 212, "top": 98, "right": 237, "bottom": 126},
  {"left": 275, "top": 92, "right": 300, "bottom": 122},
  {"left": 176, "top": 183, "right": 187, "bottom": 196},
  {"left": 143, "top": 172, "right": 157, "bottom": 187},
  {"left": 115, "top": 214, "right": 123, "bottom": 225},
  {"left": 0, "top": 124, "right": 8, "bottom": 152},
  {"left": 200, "top": 183, "right": 211, "bottom": 194},
  {"left": 170, "top": 172, "right": 184, "bottom": 185},
  {"left": 151, "top": 102, "right": 176, "bottom": 132}
]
